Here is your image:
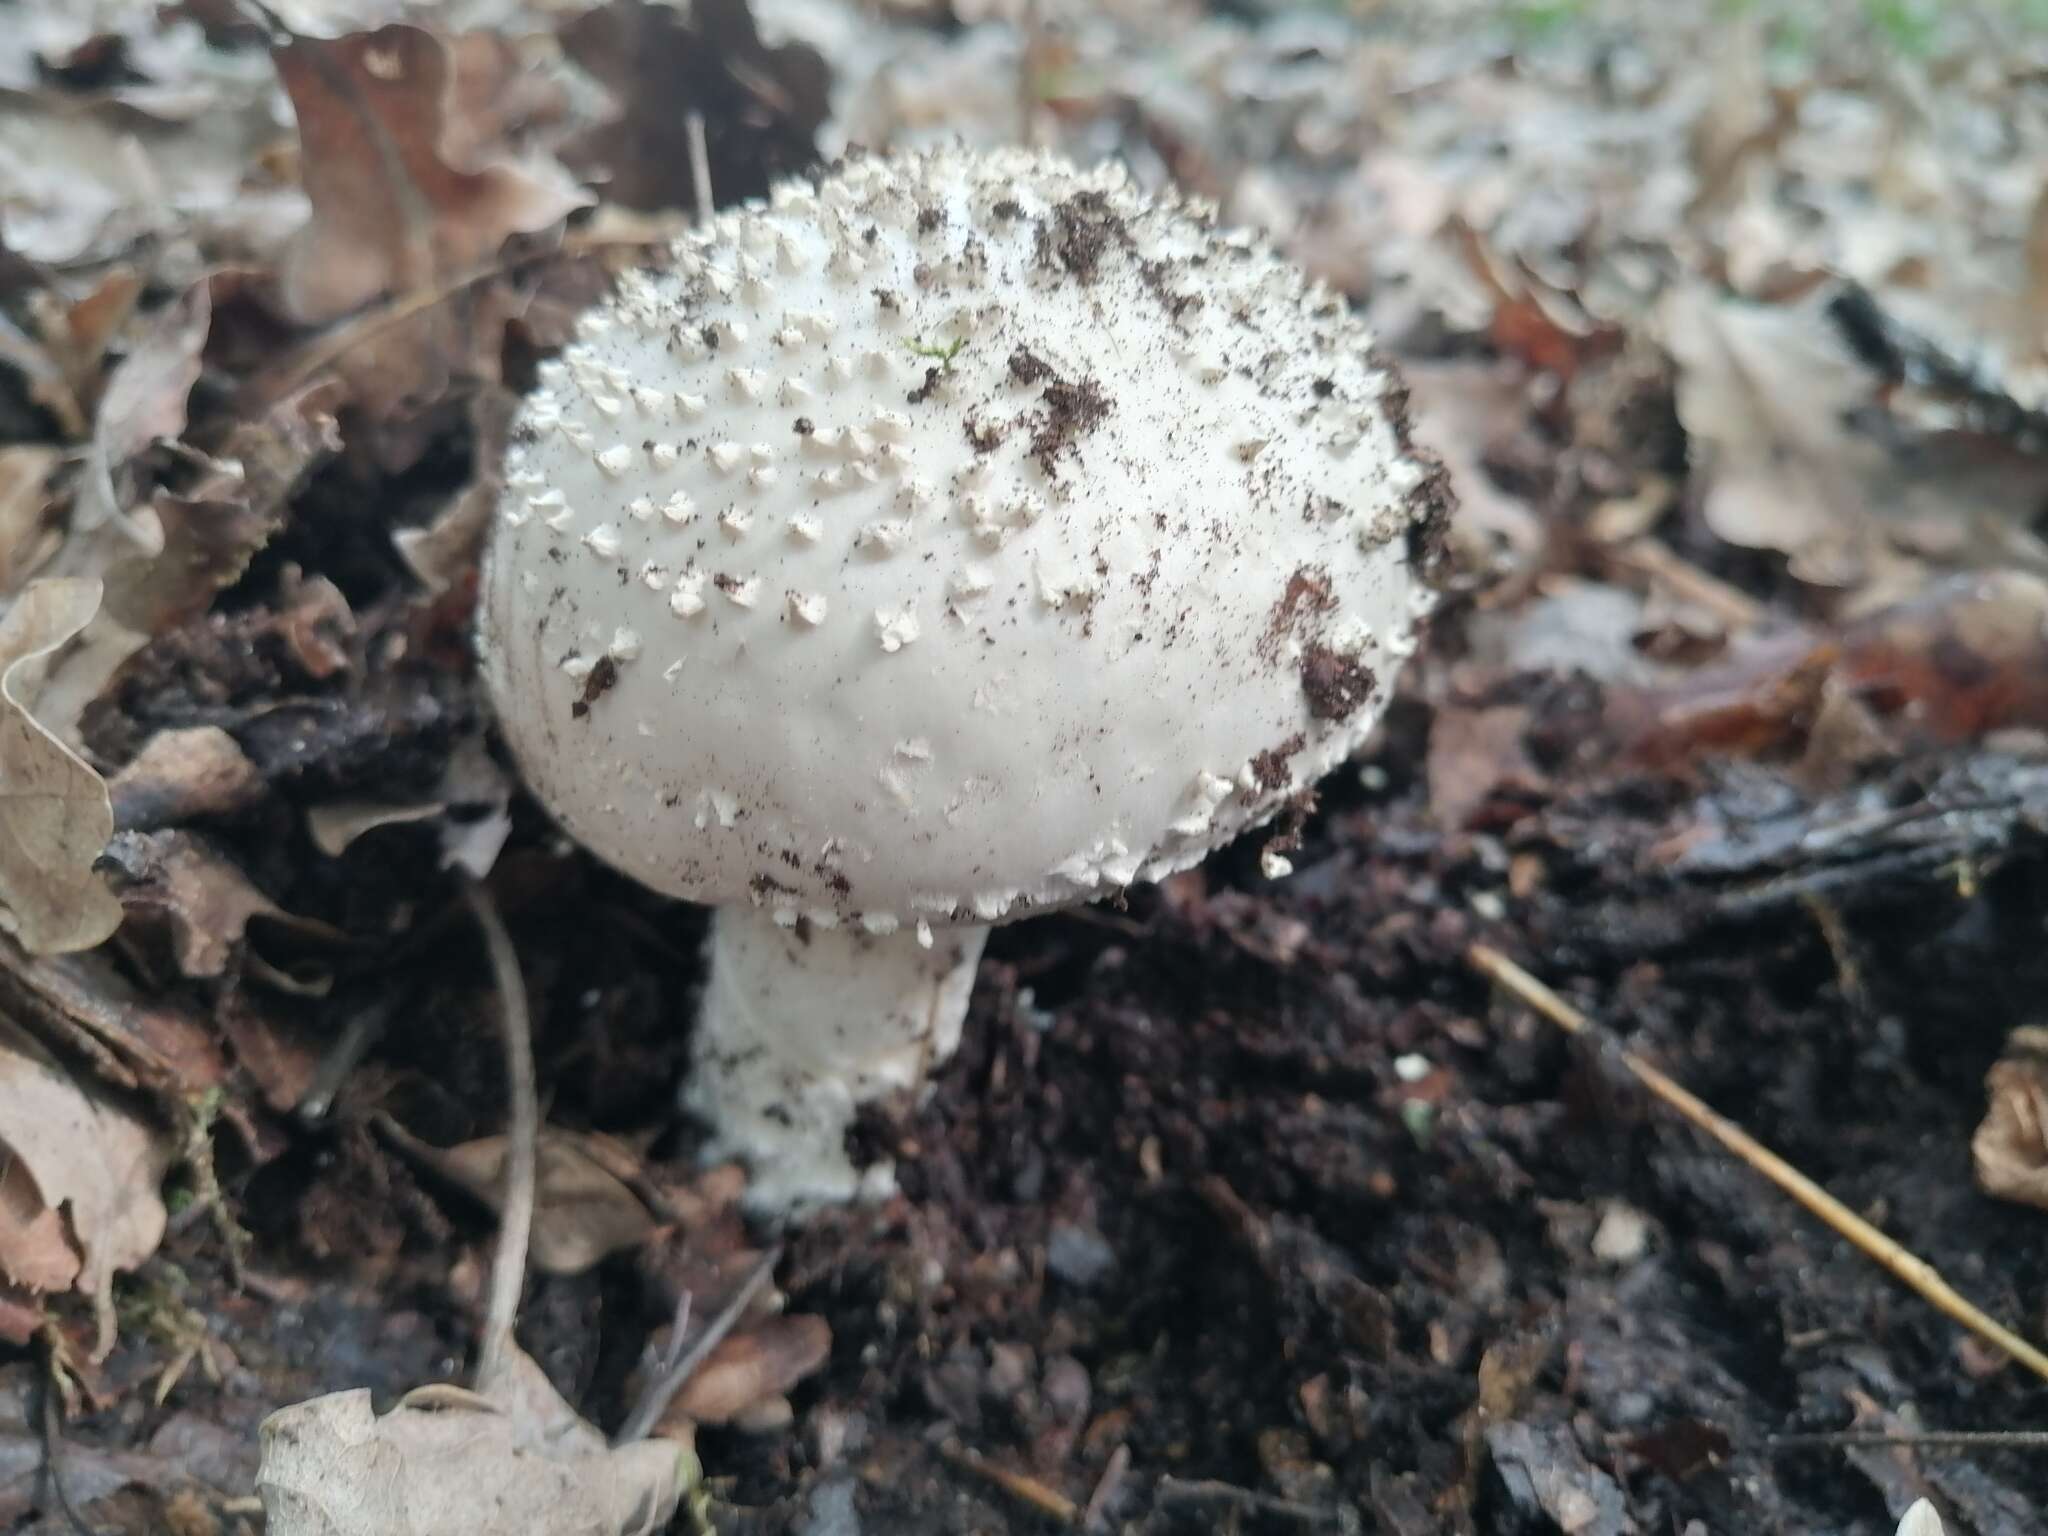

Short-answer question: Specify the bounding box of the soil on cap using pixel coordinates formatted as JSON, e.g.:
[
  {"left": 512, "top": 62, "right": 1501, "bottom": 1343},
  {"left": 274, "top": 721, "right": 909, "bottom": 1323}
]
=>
[
  {"left": 1030, "top": 375, "right": 1112, "bottom": 478},
  {"left": 1300, "top": 644, "right": 1375, "bottom": 720},
  {"left": 1249, "top": 732, "right": 1304, "bottom": 792},
  {"left": 1036, "top": 190, "right": 1125, "bottom": 283},
  {"left": 570, "top": 655, "right": 617, "bottom": 719}
]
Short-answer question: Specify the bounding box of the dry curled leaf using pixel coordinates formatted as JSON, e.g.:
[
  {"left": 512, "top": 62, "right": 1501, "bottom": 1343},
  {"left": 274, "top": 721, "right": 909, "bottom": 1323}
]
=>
[
  {"left": 378, "top": 1118, "right": 657, "bottom": 1276},
  {"left": 660, "top": 1315, "right": 831, "bottom": 1429},
  {"left": 0, "top": 577, "right": 121, "bottom": 954},
  {"left": 0, "top": 1016, "right": 170, "bottom": 1357},
  {"left": 275, "top": 25, "right": 585, "bottom": 327},
  {"left": 102, "top": 378, "right": 344, "bottom": 637},
  {"left": 0, "top": 445, "right": 61, "bottom": 596},
  {"left": 79, "top": 281, "right": 211, "bottom": 539},
  {"left": 258, "top": 1343, "right": 690, "bottom": 1536},
  {"left": 108, "top": 725, "right": 264, "bottom": 833},
  {"left": 1662, "top": 286, "right": 2048, "bottom": 593},
  {"left": 98, "top": 828, "right": 343, "bottom": 981},
  {"left": 394, "top": 385, "right": 515, "bottom": 593},
  {"left": 1973, "top": 1050, "right": 2048, "bottom": 1212}
]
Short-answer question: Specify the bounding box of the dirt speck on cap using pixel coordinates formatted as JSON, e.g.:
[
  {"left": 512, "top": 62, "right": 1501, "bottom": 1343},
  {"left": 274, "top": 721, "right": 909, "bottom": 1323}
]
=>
[
  {"left": 1031, "top": 376, "right": 1112, "bottom": 478},
  {"left": 1008, "top": 346, "right": 1054, "bottom": 385},
  {"left": 1300, "top": 645, "right": 1375, "bottom": 720},
  {"left": 1250, "top": 733, "right": 1305, "bottom": 792},
  {"left": 1264, "top": 566, "right": 1336, "bottom": 658},
  {"left": 571, "top": 655, "right": 618, "bottom": 720},
  {"left": 1036, "top": 190, "right": 1124, "bottom": 283}
]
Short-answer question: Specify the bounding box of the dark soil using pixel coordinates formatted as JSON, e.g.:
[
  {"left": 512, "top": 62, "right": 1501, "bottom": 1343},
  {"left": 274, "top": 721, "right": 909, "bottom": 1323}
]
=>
[{"left": 26, "top": 590, "right": 2048, "bottom": 1534}]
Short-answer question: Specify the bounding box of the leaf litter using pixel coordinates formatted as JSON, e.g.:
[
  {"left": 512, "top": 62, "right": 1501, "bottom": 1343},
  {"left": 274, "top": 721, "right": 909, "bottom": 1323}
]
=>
[{"left": 1, "top": 0, "right": 2048, "bottom": 1532}]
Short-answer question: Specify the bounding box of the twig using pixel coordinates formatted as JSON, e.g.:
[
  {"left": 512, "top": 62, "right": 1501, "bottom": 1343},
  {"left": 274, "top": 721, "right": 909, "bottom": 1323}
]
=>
[
  {"left": 1082, "top": 1444, "right": 1129, "bottom": 1531},
  {"left": 939, "top": 1441, "right": 1080, "bottom": 1525},
  {"left": 1154, "top": 1476, "right": 1337, "bottom": 1526},
  {"left": 1610, "top": 536, "right": 1766, "bottom": 631},
  {"left": 463, "top": 878, "right": 536, "bottom": 1389},
  {"left": 36, "top": 1349, "right": 93, "bottom": 1536},
  {"left": 245, "top": 228, "right": 671, "bottom": 408},
  {"left": 686, "top": 112, "right": 714, "bottom": 227},
  {"left": 613, "top": 1246, "right": 781, "bottom": 1445},
  {"left": 1772, "top": 1430, "right": 2048, "bottom": 1452},
  {"left": 295, "top": 992, "right": 393, "bottom": 1124},
  {"left": 1466, "top": 943, "right": 2048, "bottom": 1387}
]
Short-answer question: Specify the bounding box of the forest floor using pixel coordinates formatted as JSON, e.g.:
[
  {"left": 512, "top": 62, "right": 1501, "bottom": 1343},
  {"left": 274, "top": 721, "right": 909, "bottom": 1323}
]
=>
[{"left": 3, "top": 1, "right": 2048, "bottom": 1533}]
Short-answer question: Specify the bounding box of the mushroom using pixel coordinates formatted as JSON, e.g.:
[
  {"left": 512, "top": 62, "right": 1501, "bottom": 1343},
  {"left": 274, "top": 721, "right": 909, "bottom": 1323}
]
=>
[{"left": 478, "top": 146, "right": 1450, "bottom": 1212}]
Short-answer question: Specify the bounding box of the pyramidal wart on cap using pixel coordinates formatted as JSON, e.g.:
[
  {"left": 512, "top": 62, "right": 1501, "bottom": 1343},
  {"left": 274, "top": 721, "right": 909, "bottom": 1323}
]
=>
[{"left": 478, "top": 144, "right": 1453, "bottom": 1213}]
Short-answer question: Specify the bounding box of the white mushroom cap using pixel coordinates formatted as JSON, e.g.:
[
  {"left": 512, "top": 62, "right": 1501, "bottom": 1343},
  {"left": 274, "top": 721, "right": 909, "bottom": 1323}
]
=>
[{"left": 479, "top": 145, "right": 1448, "bottom": 935}]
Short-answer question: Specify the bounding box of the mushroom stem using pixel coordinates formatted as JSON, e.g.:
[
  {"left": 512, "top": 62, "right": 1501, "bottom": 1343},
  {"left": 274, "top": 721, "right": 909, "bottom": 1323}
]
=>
[{"left": 684, "top": 909, "right": 989, "bottom": 1212}]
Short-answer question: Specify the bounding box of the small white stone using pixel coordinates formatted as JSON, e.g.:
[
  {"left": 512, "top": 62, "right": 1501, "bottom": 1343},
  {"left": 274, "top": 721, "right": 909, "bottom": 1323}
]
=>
[
  {"left": 596, "top": 444, "right": 633, "bottom": 476},
  {"left": 788, "top": 592, "right": 828, "bottom": 626},
  {"left": 583, "top": 523, "right": 622, "bottom": 559},
  {"left": 609, "top": 627, "right": 642, "bottom": 662}
]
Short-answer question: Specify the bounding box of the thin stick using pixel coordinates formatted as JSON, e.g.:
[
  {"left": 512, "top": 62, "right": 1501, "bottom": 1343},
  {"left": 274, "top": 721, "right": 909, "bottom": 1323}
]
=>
[
  {"left": 1611, "top": 536, "right": 1766, "bottom": 631},
  {"left": 1771, "top": 1430, "right": 2048, "bottom": 1452},
  {"left": 246, "top": 228, "right": 671, "bottom": 407},
  {"left": 1082, "top": 1444, "right": 1129, "bottom": 1531},
  {"left": 1467, "top": 943, "right": 2048, "bottom": 1387},
  {"left": 613, "top": 1246, "right": 781, "bottom": 1445},
  {"left": 1154, "top": 1477, "right": 1336, "bottom": 1526},
  {"left": 464, "top": 878, "right": 536, "bottom": 1389},
  {"left": 939, "top": 1441, "right": 1079, "bottom": 1525},
  {"left": 686, "top": 112, "right": 714, "bottom": 227},
  {"left": 36, "top": 1355, "right": 92, "bottom": 1536}
]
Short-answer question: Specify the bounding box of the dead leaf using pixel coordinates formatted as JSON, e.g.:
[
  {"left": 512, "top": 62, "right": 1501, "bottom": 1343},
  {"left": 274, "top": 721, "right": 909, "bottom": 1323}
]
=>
[
  {"left": 275, "top": 25, "right": 585, "bottom": 327},
  {"left": 1426, "top": 704, "right": 1542, "bottom": 832},
  {"left": 0, "top": 1016, "right": 170, "bottom": 1356},
  {"left": 560, "top": 0, "right": 830, "bottom": 215},
  {"left": 99, "top": 829, "right": 342, "bottom": 981},
  {"left": 306, "top": 733, "right": 513, "bottom": 877},
  {"left": 1837, "top": 570, "right": 2048, "bottom": 743},
  {"left": 0, "top": 577, "right": 121, "bottom": 954},
  {"left": 660, "top": 1315, "right": 831, "bottom": 1428},
  {"left": 0, "top": 446, "right": 60, "bottom": 596},
  {"left": 1663, "top": 286, "right": 2048, "bottom": 592},
  {"left": 102, "top": 378, "right": 343, "bottom": 637},
  {"left": 377, "top": 1119, "right": 658, "bottom": 1276},
  {"left": 108, "top": 726, "right": 263, "bottom": 833},
  {"left": 2, "top": 1358, "right": 193, "bottom": 1523},
  {"left": 257, "top": 1343, "right": 690, "bottom": 1536},
  {"left": 1974, "top": 1051, "right": 2048, "bottom": 1212},
  {"left": 80, "top": 281, "right": 211, "bottom": 539},
  {"left": 0, "top": 927, "right": 225, "bottom": 1097},
  {"left": 394, "top": 385, "right": 514, "bottom": 593},
  {"left": 306, "top": 800, "right": 441, "bottom": 857},
  {"left": 1484, "top": 1421, "right": 1633, "bottom": 1536},
  {"left": 1401, "top": 361, "right": 1544, "bottom": 578}
]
